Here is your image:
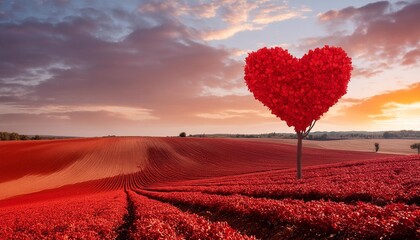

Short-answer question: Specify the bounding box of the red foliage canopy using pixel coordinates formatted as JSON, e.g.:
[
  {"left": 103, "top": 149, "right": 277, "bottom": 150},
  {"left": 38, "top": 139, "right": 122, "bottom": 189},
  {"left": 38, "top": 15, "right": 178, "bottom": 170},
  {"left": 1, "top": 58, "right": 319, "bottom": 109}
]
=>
[{"left": 244, "top": 45, "right": 352, "bottom": 132}]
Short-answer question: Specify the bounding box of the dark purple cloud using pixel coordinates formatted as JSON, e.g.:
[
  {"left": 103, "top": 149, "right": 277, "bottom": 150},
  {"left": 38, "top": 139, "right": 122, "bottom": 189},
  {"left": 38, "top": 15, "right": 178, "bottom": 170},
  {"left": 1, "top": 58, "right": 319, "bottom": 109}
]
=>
[
  {"left": 0, "top": 2, "right": 257, "bottom": 135},
  {"left": 306, "top": 1, "right": 420, "bottom": 68},
  {"left": 319, "top": 1, "right": 390, "bottom": 24}
]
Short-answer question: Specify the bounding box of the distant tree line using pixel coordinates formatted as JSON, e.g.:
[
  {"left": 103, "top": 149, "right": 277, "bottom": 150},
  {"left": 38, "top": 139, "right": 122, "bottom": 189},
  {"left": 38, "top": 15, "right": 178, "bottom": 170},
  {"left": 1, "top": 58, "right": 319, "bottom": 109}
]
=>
[
  {"left": 382, "top": 130, "right": 420, "bottom": 139},
  {"left": 0, "top": 132, "right": 41, "bottom": 141},
  {"left": 189, "top": 132, "right": 297, "bottom": 139},
  {"left": 308, "top": 130, "right": 420, "bottom": 140},
  {"left": 189, "top": 130, "right": 420, "bottom": 140}
]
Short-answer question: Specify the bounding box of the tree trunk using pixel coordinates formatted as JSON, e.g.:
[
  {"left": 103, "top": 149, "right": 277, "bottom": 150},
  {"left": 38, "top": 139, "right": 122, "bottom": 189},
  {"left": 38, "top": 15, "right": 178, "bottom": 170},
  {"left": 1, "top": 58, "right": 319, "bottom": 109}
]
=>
[{"left": 297, "top": 132, "right": 303, "bottom": 179}]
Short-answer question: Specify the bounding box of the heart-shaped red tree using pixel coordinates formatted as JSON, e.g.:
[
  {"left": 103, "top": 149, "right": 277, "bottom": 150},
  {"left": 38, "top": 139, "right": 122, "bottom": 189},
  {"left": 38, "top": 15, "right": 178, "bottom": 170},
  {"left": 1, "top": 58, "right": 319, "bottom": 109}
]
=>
[{"left": 244, "top": 45, "right": 352, "bottom": 179}]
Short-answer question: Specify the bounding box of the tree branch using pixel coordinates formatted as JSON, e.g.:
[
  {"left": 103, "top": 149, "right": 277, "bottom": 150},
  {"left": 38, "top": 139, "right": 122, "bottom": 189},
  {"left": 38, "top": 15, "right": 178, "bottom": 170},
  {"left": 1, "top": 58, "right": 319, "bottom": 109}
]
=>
[{"left": 302, "top": 120, "right": 317, "bottom": 138}]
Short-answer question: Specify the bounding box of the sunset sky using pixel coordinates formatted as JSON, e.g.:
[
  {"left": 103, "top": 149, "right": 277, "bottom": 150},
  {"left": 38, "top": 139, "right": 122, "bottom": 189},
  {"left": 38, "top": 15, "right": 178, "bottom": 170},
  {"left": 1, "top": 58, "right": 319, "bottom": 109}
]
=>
[{"left": 0, "top": 0, "right": 419, "bottom": 137}]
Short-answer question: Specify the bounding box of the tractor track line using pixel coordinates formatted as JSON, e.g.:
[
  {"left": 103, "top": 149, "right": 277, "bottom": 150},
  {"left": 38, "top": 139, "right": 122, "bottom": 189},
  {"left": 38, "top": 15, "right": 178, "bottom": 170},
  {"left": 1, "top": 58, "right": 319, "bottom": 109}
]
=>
[{"left": 116, "top": 189, "right": 136, "bottom": 240}]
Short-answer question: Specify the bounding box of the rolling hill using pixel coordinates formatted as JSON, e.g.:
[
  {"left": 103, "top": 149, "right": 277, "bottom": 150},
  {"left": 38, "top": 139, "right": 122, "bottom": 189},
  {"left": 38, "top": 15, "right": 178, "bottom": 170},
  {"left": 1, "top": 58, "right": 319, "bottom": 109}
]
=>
[{"left": 0, "top": 137, "right": 418, "bottom": 239}]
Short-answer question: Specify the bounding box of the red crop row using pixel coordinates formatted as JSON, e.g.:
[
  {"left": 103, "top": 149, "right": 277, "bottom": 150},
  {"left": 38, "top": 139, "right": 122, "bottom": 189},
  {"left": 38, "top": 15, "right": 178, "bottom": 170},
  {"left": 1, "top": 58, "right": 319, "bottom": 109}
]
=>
[
  {"left": 165, "top": 155, "right": 420, "bottom": 186},
  {"left": 0, "top": 137, "right": 397, "bottom": 202},
  {"left": 151, "top": 156, "right": 420, "bottom": 205},
  {"left": 136, "top": 189, "right": 420, "bottom": 239},
  {"left": 164, "top": 156, "right": 417, "bottom": 187},
  {"left": 127, "top": 191, "right": 254, "bottom": 239},
  {"left": 0, "top": 191, "right": 126, "bottom": 239}
]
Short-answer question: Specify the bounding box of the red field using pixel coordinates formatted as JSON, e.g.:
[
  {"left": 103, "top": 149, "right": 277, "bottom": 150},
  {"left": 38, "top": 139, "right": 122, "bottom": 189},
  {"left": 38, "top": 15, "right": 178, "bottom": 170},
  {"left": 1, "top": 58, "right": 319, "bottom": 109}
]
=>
[{"left": 0, "top": 137, "right": 418, "bottom": 239}]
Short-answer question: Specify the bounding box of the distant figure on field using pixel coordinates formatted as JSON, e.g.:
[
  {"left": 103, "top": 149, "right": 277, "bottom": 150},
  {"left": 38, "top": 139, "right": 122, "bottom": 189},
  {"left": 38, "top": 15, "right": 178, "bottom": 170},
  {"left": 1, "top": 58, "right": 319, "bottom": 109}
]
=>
[{"left": 374, "top": 143, "right": 379, "bottom": 153}]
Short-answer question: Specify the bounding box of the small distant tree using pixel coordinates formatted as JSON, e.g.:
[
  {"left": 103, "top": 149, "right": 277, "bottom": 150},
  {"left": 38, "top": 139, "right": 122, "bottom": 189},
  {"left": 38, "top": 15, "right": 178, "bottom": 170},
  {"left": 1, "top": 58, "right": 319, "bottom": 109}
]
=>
[
  {"left": 410, "top": 143, "right": 420, "bottom": 155},
  {"left": 9, "top": 132, "right": 20, "bottom": 140},
  {"left": 320, "top": 133, "right": 328, "bottom": 140},
  {"left": 374, "top": 142, "right": 379, "bottom": 153},
  {"left": 383, "top": 131, "right": 396, "bottom": 139},
  {"left": 179, "top": 132, "right": 186, "bottom": 137},
  {"left": 0, "top": 132, "right": 9, "bottom": 140},
  {"left": 20, "top": 135, "right": 28, "bottom": 140},
  {"left": 32, "top": 135, "right": 41, "bottom": 140}
]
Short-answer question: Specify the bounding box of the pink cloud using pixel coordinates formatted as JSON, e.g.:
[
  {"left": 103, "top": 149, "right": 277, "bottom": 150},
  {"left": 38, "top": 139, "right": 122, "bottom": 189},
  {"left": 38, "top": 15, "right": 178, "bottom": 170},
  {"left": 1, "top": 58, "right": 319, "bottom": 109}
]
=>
[
  {"left": 402, "top": 49, "right": 420, "bottom": 65},
  {"left": 305, "top": 1, "right": 420, "bottom": 67},
  {"left": 1, "top": 5, "right": 272, "bottom": 135},
  {"left": 318, "top": 1, "right": 390, "bottom": 24},
  {"left": 139, "top": 1, "right": 217, "bottom": 19},
  {"left": 352, "top": 65, "right": 385, "bottom": 78},
  {"left": 137, "top": 1, "right": 311, "bottom": 41}
]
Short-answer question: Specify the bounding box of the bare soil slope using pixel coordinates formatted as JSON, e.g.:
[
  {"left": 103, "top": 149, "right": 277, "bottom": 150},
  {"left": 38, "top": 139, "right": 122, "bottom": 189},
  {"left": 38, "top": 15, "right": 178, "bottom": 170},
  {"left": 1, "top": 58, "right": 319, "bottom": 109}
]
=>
[
  {"left": 242, "top": 138, "right": 419, "bottom": 155},
  {"left": 0, "top": 137, "right": 398, "bottom": 201},
  {"left": 0, "top": 137, "right": 418, "bottom": 239}
]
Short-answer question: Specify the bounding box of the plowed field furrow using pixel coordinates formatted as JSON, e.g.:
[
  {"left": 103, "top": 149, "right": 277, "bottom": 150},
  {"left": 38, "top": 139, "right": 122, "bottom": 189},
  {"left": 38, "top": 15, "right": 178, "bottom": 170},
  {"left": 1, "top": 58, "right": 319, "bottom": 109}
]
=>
[
  {"left": 116, "top": 191, "right": 136, "bottom": 240},
  {"left": 135, "top": 190, "right": 272, "bottom": 239},
  {"left": 145, "top": 185, "right": 417, "bottom": 206},
  {"left": 129, "top": 190, "right": 255, "bottom": 239},
  {"left": 0, "top": 137, "right": 398, "bottom": 201},
  {"left": 0, "top": 138, "right": 96, "bottom": 183},
  {"left": 0, "top": 137, "right": 150, "bottom": 200},
  {"left": 0, "top": 174, "right": 128, "bottom": 207},
  {"left": 0, "top": 137, "right": 418, "bottom": 239},
  {"left": 136, "top": 189, "right": 420, "bottom": 240},
  {"left": 158, "top": 156, "right": 411, "bottom": 188},
  {"left": 147, "top": 156, "right": 420, "bottom": 205},
  {"left": 0, "top": 137, "right": 398, "bottom": 199}
]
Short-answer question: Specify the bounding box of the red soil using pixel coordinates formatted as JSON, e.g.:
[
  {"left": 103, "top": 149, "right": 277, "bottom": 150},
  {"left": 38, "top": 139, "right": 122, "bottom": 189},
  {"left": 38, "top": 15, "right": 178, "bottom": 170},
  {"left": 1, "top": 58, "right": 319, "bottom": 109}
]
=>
[
  {"left": 0, "top": 138, "right": 95, "bottom": 182},
  {"left": 0, "top": 137, "right": 418, "bottom": 239},
  {"left": 0, "top": 137, "right": 397, "bottom": 204}
]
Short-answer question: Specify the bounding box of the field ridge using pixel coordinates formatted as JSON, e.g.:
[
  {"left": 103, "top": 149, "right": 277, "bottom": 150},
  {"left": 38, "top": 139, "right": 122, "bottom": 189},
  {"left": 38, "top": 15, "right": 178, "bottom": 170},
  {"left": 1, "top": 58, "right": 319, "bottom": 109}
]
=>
[{"left": 0, "top": 137, "right": 418, "bottom": 239}]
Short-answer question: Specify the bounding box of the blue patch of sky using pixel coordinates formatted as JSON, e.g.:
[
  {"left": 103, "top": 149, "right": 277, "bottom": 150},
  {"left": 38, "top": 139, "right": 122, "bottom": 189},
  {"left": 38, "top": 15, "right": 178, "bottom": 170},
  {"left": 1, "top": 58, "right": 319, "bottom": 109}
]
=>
[{"left": 0, "top": 0, "right": 146, "bottom": 42}]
